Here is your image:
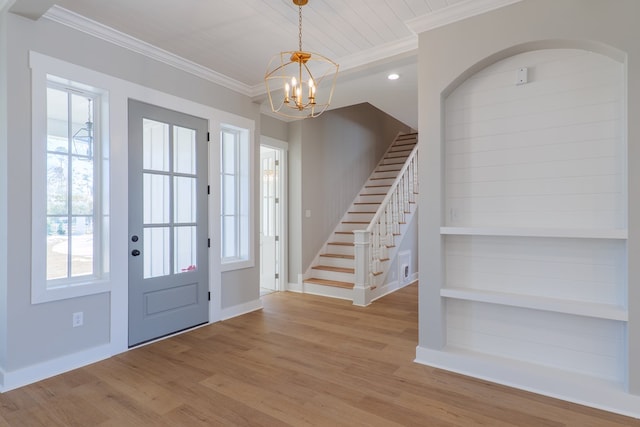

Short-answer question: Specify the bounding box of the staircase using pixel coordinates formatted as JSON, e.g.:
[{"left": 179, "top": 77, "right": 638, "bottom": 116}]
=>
[{"left": 302, "top": 132, "right": 419, "bottom": 306}]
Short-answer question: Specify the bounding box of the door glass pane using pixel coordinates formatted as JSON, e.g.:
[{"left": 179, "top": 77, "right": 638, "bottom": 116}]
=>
[
  {"left": 174, "top": 176, "right": 196, "bottom": 223},
  {"left": 144, "top": 173, "right": 170, "bottom": 224},
  {"left": 143, "top": 119, "right": 169, "bottom": 171},
  {"left": 144, "top": 227, "right": 170, "bottom": 278},
  {"left": 174, "top": 126, "right": 196, "bottom": 174},
  {"left": 71, "top": 217, "right": 93, "bottom": 277},
  {"left": 175, "top": 226, "right": 197, "bottom": 273}
]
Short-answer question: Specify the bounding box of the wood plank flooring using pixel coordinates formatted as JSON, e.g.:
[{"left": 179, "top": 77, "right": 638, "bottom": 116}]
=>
[{"left": 1, "top": 283, "right": 638, "bottom": 426}]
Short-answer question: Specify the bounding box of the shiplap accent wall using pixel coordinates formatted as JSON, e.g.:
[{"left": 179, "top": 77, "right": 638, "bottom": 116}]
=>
[
  {"left": 445, "top": 49, "right": 625, "bottom": 229},
  {"left": 442, "top": 49, "right": 627, "bottom": 384}
]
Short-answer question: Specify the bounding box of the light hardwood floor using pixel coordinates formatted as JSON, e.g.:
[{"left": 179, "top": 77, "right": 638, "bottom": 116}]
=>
[{"left": 1, "top": 283, "right": 638, "bottom": 426}]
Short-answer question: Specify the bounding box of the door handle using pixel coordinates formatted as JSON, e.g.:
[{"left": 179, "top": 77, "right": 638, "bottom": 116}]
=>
[{"left": 131, "top": 249, "right": 141, "bottom": 256}]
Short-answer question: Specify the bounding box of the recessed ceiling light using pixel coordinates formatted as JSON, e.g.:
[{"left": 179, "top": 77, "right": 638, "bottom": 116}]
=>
[{"left": 387, "top": 73, "right": 400, "bottom": 80}]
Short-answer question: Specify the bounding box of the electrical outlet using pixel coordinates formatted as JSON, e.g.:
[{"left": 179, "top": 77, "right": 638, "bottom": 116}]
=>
[{"left": 72, "top": 312, "right": 83, "bottom": 328}]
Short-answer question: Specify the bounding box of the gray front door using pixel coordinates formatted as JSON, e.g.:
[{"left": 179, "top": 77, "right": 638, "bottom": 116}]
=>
[{"left": 128, "top": 100, "right": 209, "bottom": 347}]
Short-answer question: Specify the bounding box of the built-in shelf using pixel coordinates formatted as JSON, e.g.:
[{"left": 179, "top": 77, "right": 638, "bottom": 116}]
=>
[
  {"left": 441, "top": 287, "right": 628, "bottom": 321},
  {"left": 440, "top": 227, "right": 628, "bottom": 240}
]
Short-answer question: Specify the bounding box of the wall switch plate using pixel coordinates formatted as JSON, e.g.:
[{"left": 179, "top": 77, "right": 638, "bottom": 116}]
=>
[
  {"left": 72, "top": 312, "right": 83, "bottom": 327},
  {"left": 516, "top": 67, "right": 528, "bottom": 85}
]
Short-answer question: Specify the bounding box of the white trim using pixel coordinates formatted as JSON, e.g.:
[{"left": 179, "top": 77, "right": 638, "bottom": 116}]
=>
[
  {"left": 415, "top": 346, "right": 640, "bottom": 420},
  {"left": 0, "top": 344, "right": 111, "bottom": 393},
  {"left": 42, "top": 6, "right": 253, "bottom": 97},
  {"left": 405, "top": 0, "right": 523, "bottom": 34},
  {"left": 220, "top": 299, "right": 263, "bottom": 321},
  {"left": 286, "top": 282, "right": 303, "bottom": 293}
]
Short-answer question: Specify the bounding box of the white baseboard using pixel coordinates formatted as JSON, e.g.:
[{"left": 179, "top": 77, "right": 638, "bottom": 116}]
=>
[
  {"left": 415, "top": 345, "right": 640, "bottom": 420},
  {"left": 0, "top": 343, "right": 112, "bottom": 393},
  {"left": 220, "top": 299, "right": 263, "bottom": 321}
]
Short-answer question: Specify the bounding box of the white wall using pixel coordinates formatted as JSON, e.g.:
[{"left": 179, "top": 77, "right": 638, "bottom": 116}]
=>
[
  {"left": 0, "top": 3, "right": 10, "bottom": 376},
  {"left": 417, "top": 0, "right": 640, "bottom": 415}
]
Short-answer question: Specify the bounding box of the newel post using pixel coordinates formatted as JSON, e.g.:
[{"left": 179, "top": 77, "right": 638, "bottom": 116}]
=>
[{"left": 353, "top": 230, "right": 370, "bottom": 306}]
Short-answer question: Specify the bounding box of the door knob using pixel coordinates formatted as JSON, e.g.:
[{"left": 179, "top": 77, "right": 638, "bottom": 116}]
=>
[{"left": 131, "top": 249, "right": 141, "bottom": 256}]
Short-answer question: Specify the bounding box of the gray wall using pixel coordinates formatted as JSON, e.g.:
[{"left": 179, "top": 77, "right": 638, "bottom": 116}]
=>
[
  {"left": 3, "top": 12, "right": 261, "bottom": 372},
  {"left": 260, "top": 114, "right": 289, "bottom": 142},
  {"left": 288, "top": 103, "right": 412, "bottom": 280},
  {"left": 417, "top": 0, "right": 640, "bottom": 393}
]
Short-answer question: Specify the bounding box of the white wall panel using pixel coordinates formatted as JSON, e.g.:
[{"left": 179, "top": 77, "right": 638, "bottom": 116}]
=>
[
  {"left": 445, "top": 235, "right": 626, "bottom": 305},
  {"left": 444, "top": 49, "right": 625, "bottom": 229},
  {"left": 446, "top": 300, "right": 626, "bottom": 381}
]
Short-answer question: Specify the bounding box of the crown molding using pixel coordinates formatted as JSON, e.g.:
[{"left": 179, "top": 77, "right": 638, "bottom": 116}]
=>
[
  {"left": 42, "top": 5, "right": 253, "bottom": 97},
  {"left": 405, "top": 0, "right": 523, "bottom": 34}
]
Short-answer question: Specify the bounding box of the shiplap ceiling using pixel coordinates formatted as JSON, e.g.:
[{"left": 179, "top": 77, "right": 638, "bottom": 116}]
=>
[{"left": 11, "top": 0, "right": 522, "bottom": 127}]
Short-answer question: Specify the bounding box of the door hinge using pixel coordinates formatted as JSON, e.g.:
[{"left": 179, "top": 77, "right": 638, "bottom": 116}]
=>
[
  {"left": 275, "top": 235, "right": 279, "bottom": 242},
  {"left": 275, "top": 273, "right": 279, "bottom": 279},
  {"left": 275, "top": 160, "right": 279, "bottom": 166},
  {"left": 208, "top": 291, "right": 211, "bottom": 301},
  {"left": 207, "top": 132, "right": 210, "bottom": 142},
  {"left": 275, "top": 198, "right": 279, "bottom": 204},
  {"left": 207, "top": 185, "right": 210, "bottom": 195},
  {"left": 208, "top": 238, "right": 211, "bottom": 248}
]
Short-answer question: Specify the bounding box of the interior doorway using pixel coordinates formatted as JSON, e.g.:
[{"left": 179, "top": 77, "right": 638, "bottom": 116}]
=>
[{"left": 260, "top": 138, "right": 287, "bottom": 295}]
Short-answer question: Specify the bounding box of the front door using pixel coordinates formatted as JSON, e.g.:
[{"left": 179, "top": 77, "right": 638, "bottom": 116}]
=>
[{"left": 128, "top": 100, "right": 209, "bottom": 347}]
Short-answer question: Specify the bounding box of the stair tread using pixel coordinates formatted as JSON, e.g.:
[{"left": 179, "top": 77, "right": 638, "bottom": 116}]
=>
[
  {"left": 335, "top": 231, "right": 354, "bottom": 234},
  {"left": 360, "top": 193, "right": 386, "bottom": 196},
  {"left": 342, "top": 221, "right": 369, "bottom": 224},
  {"left": 312, "top": 265, "right": 355, "bottom": 273},
  {"left": 354, "top": 202, "right": 381, "bottom": 205},
  {"left": 304, "top": 278, "right": 354, "bottom": 289},
  {"left": 365, "top": 184, "right": 391, "bottom": 188},
  {"left": 328, "top": 242, "right": 354, "bottom": 246},
  {"left": 348, "top": 211, "right": 376, "bottom": 214},
  {"left": 369, "top": 177, "right": 394, "bottom": 181},
  {"left": 321, "top": 253, "right": 355, "bottom": 259}
]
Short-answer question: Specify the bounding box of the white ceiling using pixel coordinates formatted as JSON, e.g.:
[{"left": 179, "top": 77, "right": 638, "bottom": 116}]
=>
[{"left": 11, "top": 0, "right": 522, "bottom": 128}]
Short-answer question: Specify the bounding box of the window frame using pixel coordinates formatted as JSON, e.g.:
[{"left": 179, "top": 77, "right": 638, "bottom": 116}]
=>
[
  {"left": 31, "top": 72, "right": 110, "bottom": 303},
  {"left": 219, "top": 123, "right": 254, "bottom": 271}
]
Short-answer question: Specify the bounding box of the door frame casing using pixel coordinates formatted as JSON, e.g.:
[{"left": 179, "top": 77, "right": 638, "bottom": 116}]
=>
[{"left": 260, "top": 136, "right": 288, "bottom": 291}]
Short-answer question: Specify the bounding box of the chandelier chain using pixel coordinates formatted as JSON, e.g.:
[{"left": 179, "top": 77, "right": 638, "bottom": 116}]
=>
[{"left": 298, "top": 4, "right": 303, "bottom": 52}]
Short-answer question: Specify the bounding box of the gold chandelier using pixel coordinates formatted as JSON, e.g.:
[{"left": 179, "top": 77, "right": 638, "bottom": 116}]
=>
[{"left": 264, "top": 0, "right": 339, "bottom": 119}]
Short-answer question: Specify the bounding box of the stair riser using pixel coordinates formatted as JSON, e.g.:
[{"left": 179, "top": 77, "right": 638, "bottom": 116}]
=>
[
  {"left": 377, "top": 164, "right": 402, "bottom": 172},
  {"left": 366, "top": 178, "right": 395, "bottom": 186},
  {"left": 349, "top": 203, "right": 381, "bottom": 212},
  {"left": 326, "top": 244, "right": 354, "bottom": 256},
  {"left": 386, "top": 151, "right": 411, "bottom": 159},
  {"left": 356, "top": 194, "right": 385, "bottom": 204},
  {"left": 302, "top": 282, "right": 353, "bottom": 301},
  {"left": 344, "top": 212, "right": 375, "bottom": 222},
  {"left": 390, "top": 144, "right": 415, "bottom": 152},
  {"left": 318, "top": 256, "right": 354, "bottom": 269},
  {"left": 331, "top": 233, "right": 354, "bottom": 243},
  {"left": 339, "top": 222, "right": 369, "bottom": 232},
  {"left": 311, "top": 269, "right": 354, "bottom": 283},
  {"left": 372, "top": 171, "right": 399, "bottom": 179}
]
